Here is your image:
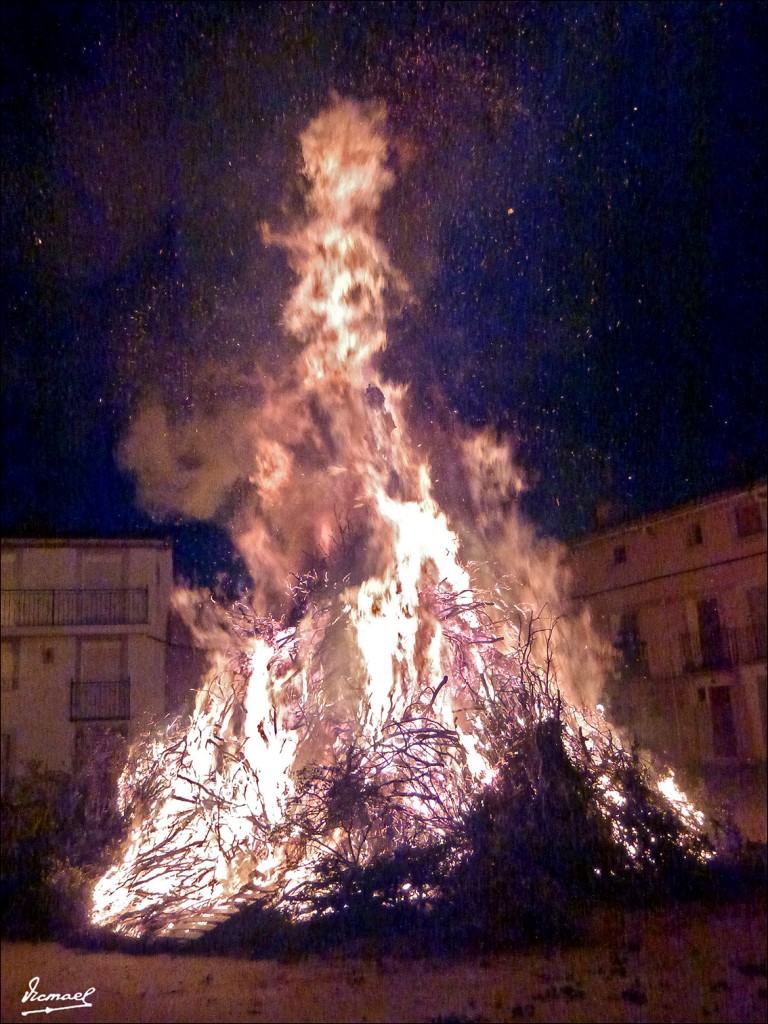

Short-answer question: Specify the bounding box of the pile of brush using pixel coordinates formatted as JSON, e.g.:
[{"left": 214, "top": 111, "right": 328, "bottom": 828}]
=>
[{"left": 85, "top": 576, "right": 719, "bottom": 947}]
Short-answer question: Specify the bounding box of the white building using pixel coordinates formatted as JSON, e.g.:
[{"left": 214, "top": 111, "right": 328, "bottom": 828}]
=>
[
  {"left": 566, "top": 482, "right": 767, "bottom": 770},
  {"left": 1, "top": 537, "right": 174, "bottom": 790}
]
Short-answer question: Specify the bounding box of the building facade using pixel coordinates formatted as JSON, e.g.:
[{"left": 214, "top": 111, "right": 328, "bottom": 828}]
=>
[
  {"left": 1, "top": 538, "right": 174, "bottom": 790},
  {"left": 566, "top": 482, "right": 767, "bottom": 770}
]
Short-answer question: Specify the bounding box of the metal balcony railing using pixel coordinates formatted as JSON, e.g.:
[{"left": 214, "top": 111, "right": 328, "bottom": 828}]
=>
[
  {"left": 1, "top": 588, "right": 148, "bottom": 628},
  {"left": 70, "top": 679, "right": 131, "bottom": 721},
  {"left": 680, "top": 624, "right": 767, "bottom": 672}
]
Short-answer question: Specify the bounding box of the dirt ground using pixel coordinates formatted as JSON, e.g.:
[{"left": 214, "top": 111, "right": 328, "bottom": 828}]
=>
[{"left": 2, "top": 890, "right": 765, "bottom": 1024}]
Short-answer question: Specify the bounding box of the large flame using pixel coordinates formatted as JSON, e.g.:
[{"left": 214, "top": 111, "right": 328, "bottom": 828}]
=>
[{"left": 92, "top": 97, "right": 709, "bottom": 939}]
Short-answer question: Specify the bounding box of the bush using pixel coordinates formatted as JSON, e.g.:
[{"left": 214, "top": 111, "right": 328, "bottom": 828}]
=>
[{"left": 1, "top": 756, "right": 127, "bottom": 941}]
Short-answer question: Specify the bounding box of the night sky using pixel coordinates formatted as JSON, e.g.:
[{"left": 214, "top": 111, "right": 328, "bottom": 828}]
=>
[{"left": 2, "top": 1, "right": 766, "bottom": 582}]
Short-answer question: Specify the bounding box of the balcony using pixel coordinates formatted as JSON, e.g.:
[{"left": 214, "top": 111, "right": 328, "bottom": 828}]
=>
[
  {"left": 1, "top": 588, "right": 148, "bottom": 628},
  {"left": 680, "top": 624, "right": 767, "bottom": 672},
  {"left": 70, "top": 679, "right": 131, "bottom": 721}
]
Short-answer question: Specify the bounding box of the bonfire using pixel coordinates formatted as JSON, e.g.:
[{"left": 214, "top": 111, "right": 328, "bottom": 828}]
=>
[{"left": 91, "top": 97, "right": 712, "bottom": 943}]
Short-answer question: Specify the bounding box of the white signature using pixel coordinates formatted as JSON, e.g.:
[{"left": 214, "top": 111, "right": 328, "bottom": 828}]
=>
[{"left": 21, "top": 976, "right": 96, "bottom": 1015}]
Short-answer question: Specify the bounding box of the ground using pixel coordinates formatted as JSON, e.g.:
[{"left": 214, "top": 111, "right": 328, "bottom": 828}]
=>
[
  {"left": 2, "top": 890, "right": 765, "bottom": 1024},
  {"left": 3, "top": 766, "right": 765, "bottom": 1023}
]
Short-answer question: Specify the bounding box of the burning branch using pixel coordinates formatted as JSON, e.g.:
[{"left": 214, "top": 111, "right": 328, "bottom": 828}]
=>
[{"left": 91, "top": 574, "right": 712, "bottom": 942}]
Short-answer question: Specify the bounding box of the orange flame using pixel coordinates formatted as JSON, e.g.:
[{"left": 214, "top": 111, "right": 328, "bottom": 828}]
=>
[{"left": 92, "top": 97, "right": 709, "bottom": 939}]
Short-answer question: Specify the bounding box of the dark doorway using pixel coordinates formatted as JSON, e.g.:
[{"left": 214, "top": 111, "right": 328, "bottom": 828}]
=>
[
  {"left": 709, "top": 685, "right": 738, "bottom": 758},
  {"left": 698, "top": 598, "right": 728, "bottom": 669}
]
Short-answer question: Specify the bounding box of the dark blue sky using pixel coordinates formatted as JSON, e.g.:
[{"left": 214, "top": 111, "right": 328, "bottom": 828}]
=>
[{"left": 2, "top": 1, "right": 766, "bottom": 581}]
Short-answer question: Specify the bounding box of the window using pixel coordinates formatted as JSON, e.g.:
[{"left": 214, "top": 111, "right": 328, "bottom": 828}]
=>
[
  {"left": 72, "top": 638, "right": 129, "bottom": 721},
  {"left": 0, "top": 640, "right": 19, "bottom": 691},
  {"left": 613, "top": 545, "right": 627, "bottom": 565},
  {"left": 614, "top": 611, "right": 646, "bottom": 669},
  {"left": 734, "top": 500, "right": 763, "bottom": 538},
  {"left": 1, "top": 731, "right": 14, "bottom": 795},
  {"left": 697, "top": 597, "right": 729, "bottom": 669},
  {"left": 709, "top": 685, "right": 738, "bottom": 758},
  {"left": 0, "top": 549, "right": 19, "bottom": 589},
  {"left": 80, "top": 551, "right": 124, "bottom": 589},
  {"left": 1, "top": 551, "right": 19, "bottom": 631},
  {"left": 747, "top": 585, "right": 767, "bottom": 661},
  {"left": 687, "top": 521, "right": 703, "bottom": 546},
  {"left": 79, "top": 638, "right": 124, "bottom": 681}
]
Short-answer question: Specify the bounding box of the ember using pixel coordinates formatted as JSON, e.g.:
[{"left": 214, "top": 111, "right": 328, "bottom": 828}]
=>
[{"left": 91, "top": 97, "right": 712, "bottom": 942}]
